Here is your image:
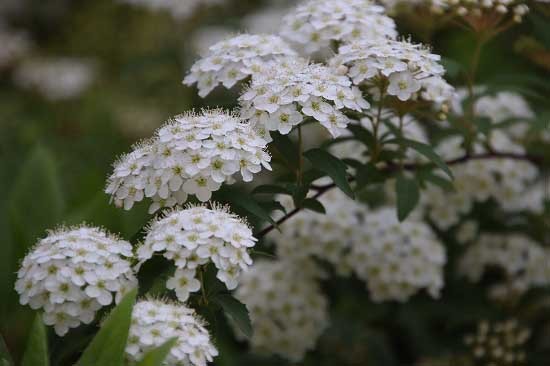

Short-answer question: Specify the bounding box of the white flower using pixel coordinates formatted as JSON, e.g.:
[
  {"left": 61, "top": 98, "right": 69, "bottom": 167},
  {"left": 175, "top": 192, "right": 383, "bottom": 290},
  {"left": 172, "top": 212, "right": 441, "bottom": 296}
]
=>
[
  {"left": 184, "top": 34, "right": 297, "bottom": 97},
  {"left": 240, "top": 56, "right": 369, "bottom": 138},
  {"left": 459, "top": 233, "right": 550, "bottom": 299},
  {"left": 13, "top": 58, "right": 95, "bottom": 101},
  {"left": 118, "top": 0, "right": 224, "bottom": 21},
  {"left": 331, "top": 38, "right": 454, "bottom": 105},
  {"left": 106, "top": 109, "right": 271, "bottom": 213},
  {"left": 235, "top": 259, "right": 329, "bottom": 362},
  {"left": 126, "top": 300, "right": 218, "bottom": 366},
  {"left": 137, "top": 205, "right": 257, "bottom": 301},
  {"left": 280, "top": 0, "right": 397, "bottom": 54},
  {"left": 348, "top": 207, "right": 446, "bottom": 302},
  {"left": 15, "top": 226, "right": 137, "bottom": 336},
  {"left": 0, "top": 25, "right": 31, "bottom": 68}
]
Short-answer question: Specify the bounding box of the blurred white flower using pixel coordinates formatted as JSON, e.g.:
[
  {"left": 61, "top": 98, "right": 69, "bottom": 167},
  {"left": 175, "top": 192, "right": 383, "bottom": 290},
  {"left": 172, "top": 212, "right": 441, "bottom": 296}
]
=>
[
  {"left": 119, "top": 0, "right": 224, "bottom": 21},
  {"left": 0, "top": 25, "right": 31, "bottom": 69},
  {"left": 235, "top": 259, "right": 329, "bottom": 362},
  {"left": 13, "top": 58, "right": 96, "bottom": 101}
]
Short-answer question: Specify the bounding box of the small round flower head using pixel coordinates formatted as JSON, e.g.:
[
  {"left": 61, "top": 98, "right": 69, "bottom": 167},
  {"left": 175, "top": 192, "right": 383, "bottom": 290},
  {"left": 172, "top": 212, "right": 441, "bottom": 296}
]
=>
[
  {"left": 126, "top": 299, "right": 218, "bottom": 366},
  {"left": 235, "top": 259, "right": 329, "bottom": 362},
  {"left": 348, "top": 207, "right": 446, "bottom": 302},
  {"left": 13, "top": 58, "right": 95, "bottom": 101},
  {"left": 459, "top": 233, "right": 550, "bottom": 299},
  {"left": 183, "top": 34, "right": 297, "bottom": 97},
  {"left": 15, "top": 226, "right": 137, "bottom": 336},
  {"left": 331, "top": 38, "right": 454, "bottom": 105},
  {"left": 240, "top": 56, "right": 369, "bottom": 139},
  {"left": 464, "top": 319, "right": 530, "bottom": 365},
  {"left": 137, "top": 205, "right": 257, "bottom": 301},
  {"left": 421, "top": 131, "right": 539, "bottom": 229},
  {"left": 271, "top": 189, "right": 368, "bottom": 275},
  {"left": 106, "top": 109, "right": 271, "bottom": 213},
  {"left": 280, "top": 0, "right": 397, "bottom": 54}
]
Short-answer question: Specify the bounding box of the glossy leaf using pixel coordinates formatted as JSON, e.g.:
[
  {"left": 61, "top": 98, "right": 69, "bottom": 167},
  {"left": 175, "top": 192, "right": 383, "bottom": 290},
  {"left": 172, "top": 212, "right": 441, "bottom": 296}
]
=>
[
  {"left": 395, "top": 175, "right": 420, "bottom": 222},
  {"left": 21, "top": 314, "right": 49, "bottom": 366},
  {"left": 214, "top": 294, "right": 252, "bottom": 338},
  {"left": 304, "top": 149, "right": 354, "bottom": 198},
  {"left": 136, "top": 338, "right": 177, "bottom": 366}
]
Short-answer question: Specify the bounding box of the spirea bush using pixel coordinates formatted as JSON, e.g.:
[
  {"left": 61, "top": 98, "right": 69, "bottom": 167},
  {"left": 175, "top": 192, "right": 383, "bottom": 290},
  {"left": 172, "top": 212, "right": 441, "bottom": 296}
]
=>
[{"left": 4, "top": 0, "right": 550, "bottom": 365}]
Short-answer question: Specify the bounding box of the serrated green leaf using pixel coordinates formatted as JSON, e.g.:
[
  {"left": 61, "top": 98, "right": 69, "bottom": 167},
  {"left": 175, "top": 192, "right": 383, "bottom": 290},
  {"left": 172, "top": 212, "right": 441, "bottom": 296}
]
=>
[
  {"left": 136, "top": 338, "right": 177, "bottom": 366},
  {"left": 21, "top": 314, "right": 49, "bottom": 366},
  {"left": 77, "top": 288, "right": 137, "bottom": 366},
  {"left": 395, "top": 175, "right": 420, "bottom": 222},
  {"left": 304, "top": 149, "right": 354, "bottom": 198},
  {"left": 301, "top": 198, "right": 326, "bottom": 214},
  {"left": 399, "top": 139, "right": 453, "bottom": 179},
  {"left": 214, "top": 294, "right": 252, "bottom": 338}
]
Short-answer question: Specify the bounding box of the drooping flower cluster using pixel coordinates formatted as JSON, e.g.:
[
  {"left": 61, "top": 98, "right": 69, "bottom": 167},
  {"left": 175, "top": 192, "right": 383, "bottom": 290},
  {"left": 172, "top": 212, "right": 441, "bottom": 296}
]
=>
[
  {"left": 459, "top": 233, "right": 550, "bottom": 299},
  {"left": 184, "top": 34, "right": 297, "bottom": 97},
  {"left": 280, "top": 0, "right": 397, "bottom": 54},
  {"left": 126, "top": 299, "right": 218, "bottom": 366},
  {"left": 421, "top": 132, "right": 539, "bottom": 229},
  {"left": 15, "top": 226, "right": 137, "bottom": 336},
  {"left": 271, "top": 189, "right": 368, "bottom": 275},
  {"left": 234, "top": 259, "right": 329, "bottom": 362},
  {"left": 240, "top": 56, "right": 369, "bottom": 138},
  {"left": 331, "top": 38, "right": 454, "bottom": 105},
  {"left": 13, "top": 58, "right": 96, "bottom": 100},
  {"left": 441, "top": 0, "right": 529, "bottom": 23},
  {"left": 137, "top": 205, "right": 257, "bottom": 301},
  {"left": 464, "top": 319, "right": 530, "bottom": 365},
  {"left": 106, "top": 110, "right": 271, "bottom": 213},
  {"left": 348, "top": 207, "right": 446, "bottom": 302},
  {"left": 119, "top": 0, "right": 224, "bottom": 21}
]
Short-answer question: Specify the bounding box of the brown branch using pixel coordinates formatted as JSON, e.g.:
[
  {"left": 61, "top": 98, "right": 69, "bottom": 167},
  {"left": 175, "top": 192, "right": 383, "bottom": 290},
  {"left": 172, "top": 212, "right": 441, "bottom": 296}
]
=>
[{"left": 254, "top": 151, "right": 544, "bottom": 239}]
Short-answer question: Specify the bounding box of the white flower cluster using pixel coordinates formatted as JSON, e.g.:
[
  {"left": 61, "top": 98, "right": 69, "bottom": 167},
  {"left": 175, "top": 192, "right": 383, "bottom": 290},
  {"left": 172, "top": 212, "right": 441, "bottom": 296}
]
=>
[
  {"left": 240, "top": 56, "right": 369, "bottom": 139},
  {"left": 331, "top": 39, "right": 454, "bottom": 105},
  {"left": 380, "top": 0, "right": 448, "bottom": 13},
  {"left": 126, "top": 299, "right": 218, "bottom": 366},
  {"left": 441, "top": 0, "right": 529, "bottom": 23},
  {"left": 421, "top": 132, "right": 539, "bottom": 229},
  {"left": 348, "top": 207, "right": 446, "bottom": 302},
  {"left": 0, "top": 26, "right": 30, "bottom": 68},
  {"left": 119, "top": 0, "right": 224, "bottom": 20},
  {"left": 106, "top": 110, "right": 271, "bottom": 213},
  {"left": 459, "top": 233, "right": 550, "bottom": 299},
  {"left": 184, "top": 34, "right": 297, "bottom": 97},
  {"left": 280, "top": 0, "right": 397, "bottom": 54},
  {"left": 464, "top": 319, "right": 530, "bottom": 364},
  {"left": 271, "top": 189, "right": 368, "bottom": 275},
  {"left": 137, "top": 205, "right": 256, "bottom": 301},
  {"left": 235, "top": 259, "right": 329, "bottom": 362},
  {"left": 13, "top": 58, "right": 96, "bottom": 101},
  {"left": 15, "top": 226, "right": 137, "bottom": 336}
]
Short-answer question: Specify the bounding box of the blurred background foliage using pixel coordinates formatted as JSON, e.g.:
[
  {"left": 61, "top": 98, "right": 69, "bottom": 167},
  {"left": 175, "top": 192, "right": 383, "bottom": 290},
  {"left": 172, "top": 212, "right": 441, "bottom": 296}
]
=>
[{"left": 0, "top": 0, "right": 549, "bottom": 365}]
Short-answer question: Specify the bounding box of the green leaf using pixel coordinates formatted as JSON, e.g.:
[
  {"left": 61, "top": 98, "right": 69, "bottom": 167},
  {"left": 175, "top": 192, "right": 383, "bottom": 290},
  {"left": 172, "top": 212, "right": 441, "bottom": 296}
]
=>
[
  {"left": 270, "top": 133, "right": 299, "bottom": 170},
  {"left": 77, "top": 288, "right": 137, "bottom": 366},
  {"left": 347, "top": 124, "right": 376, "bottom": 150},
  {"left": 400, "top": 139, "right": 453, "bottom": 179},
  {"left": 417, "top": 170, "right": 455, "bottom": 192},
  {"left": 356, "top": 163, "right": 385, "bottom": 190},
  {"left": 304, "top": 149, "right": 354, "bottom": 199},
  {"left": 395, "top": 175, "right": 420, "bottom": 222},
  {"left": 21, "top": 314, "right": 49, "bottom": 366},
  {"left": 214, "top": 294, "right": 252, "bottom": 338},
  {"left": 440, "top": 57, "right": 465, "bottom": 79},
  {"left": 0, "top": 335, "right": 13, "bottom": 366},
  {"left": 218, "top": 189, "right": 277, "bottom": 228},
  {"left": 9, "top": 145, "right": 65, "bottom": 258},
  {"left": 251, "top": 184, "right": 291, "bottom": 195},
  {"left": 302, "top": 198, "right": 326, "bottom": 214},
  {"left": 135, "top": 338, "right": 177, "bottom": 366}
]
